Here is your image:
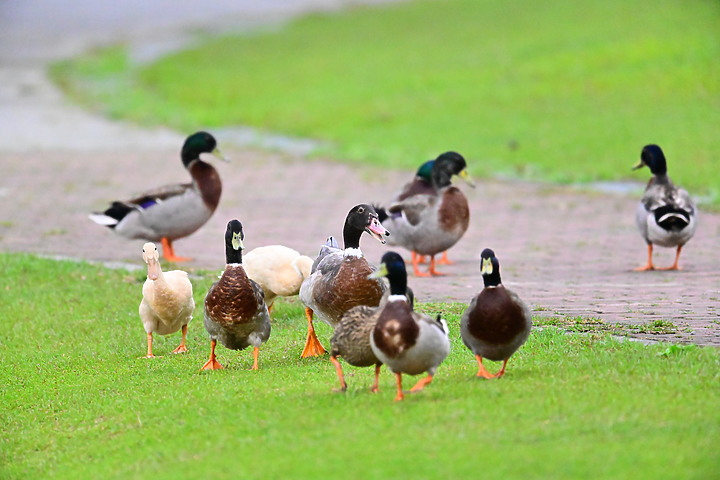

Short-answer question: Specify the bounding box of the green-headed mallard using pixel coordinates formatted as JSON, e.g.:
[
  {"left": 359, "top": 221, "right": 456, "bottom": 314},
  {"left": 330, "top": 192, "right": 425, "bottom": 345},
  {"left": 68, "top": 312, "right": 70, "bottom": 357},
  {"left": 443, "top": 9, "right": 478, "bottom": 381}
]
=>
[
  {"left": 376, "top": 152, "right": 474, "bottom": 277},
  {"left": 370, "top": 252, "right": 450, "bottom": 401},
  {"left": 460, "top": 248, "right": 531, "bottom": 379},
  {"left": 299, "top": 204, "right": 390, "bottom": 358},
  {"left": 89, "top": 132, "right": 228, "bottom": 262},
  {"left": 138, "top": 242, "right": 195, "bottom": 358},
  {"left": 633, "top": 144, "right": 697, "bottom": 271},
  {"left": 201, "top": 220, "right": 271, "bottom": 371}
]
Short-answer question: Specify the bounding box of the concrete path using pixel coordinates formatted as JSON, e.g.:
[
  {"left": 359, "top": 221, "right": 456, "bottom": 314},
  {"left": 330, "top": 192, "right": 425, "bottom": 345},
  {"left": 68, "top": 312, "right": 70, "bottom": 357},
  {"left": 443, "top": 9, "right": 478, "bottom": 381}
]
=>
[{"left": 1, "top": 1, "right": 718, "bottom": 346}]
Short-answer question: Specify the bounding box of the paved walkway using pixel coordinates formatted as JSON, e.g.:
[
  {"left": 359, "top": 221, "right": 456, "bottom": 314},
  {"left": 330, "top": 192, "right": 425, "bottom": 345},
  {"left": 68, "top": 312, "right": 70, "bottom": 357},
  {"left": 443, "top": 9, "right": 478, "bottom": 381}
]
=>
[{"left": 1, "top": 1, "right": 718, "bottom": 346}]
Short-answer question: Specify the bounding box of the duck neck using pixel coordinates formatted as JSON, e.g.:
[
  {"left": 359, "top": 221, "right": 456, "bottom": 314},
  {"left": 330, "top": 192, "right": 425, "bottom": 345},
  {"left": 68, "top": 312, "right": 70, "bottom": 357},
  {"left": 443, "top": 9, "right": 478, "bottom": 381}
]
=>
[
  {"left": 483, "top": 271, "right": 502, "bottom": 288},
  {"left": 225, "top": 245, "right": 242, "bottom": 265},
  {"left": 389, "top": 275, "right": 407, "bottom": 297},
  {"left": 342, "top": 223, "right": 363, "bottom": 249}
]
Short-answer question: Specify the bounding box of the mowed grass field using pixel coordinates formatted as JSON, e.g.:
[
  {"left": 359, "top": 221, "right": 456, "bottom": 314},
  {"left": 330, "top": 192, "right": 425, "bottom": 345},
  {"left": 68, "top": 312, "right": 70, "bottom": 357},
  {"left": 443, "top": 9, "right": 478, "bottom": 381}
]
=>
[
  {"left": 1, "top": 254, "right": 718, "bottom": 479},
  {"left": 51, "top": 0, "right": 720, "bottom": 204}
]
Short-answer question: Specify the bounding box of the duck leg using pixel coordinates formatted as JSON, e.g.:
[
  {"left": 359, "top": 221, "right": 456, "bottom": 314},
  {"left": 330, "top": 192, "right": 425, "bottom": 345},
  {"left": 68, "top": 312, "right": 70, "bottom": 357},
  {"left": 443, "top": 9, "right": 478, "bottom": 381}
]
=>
[
  {"left": 171, "top": 324, "right": 189, "bottom": 354},
  {"left": 394, "top": 372, "right": 405, "bottom": 401},
  {"left": 301, "top": 308, "right": 327, "bottom": 358},
  {"left": 370, "top": 363, "right": 382, "bottom": 393},
  {"left": 427, "top": 256, "right": 447, "bottom": 276},
  {"left": 330, "top": 355, "right": 348, "bottom": 392},
  {"left": 475, "top": 355, "right": 496, "bottom": 379},
  {"left": 250, "top": 346, "right": 260, "bottom": 370},
  {"left": 436, "top": 251, "right": 454, "bottom": 265},
  {"left": 659, "top": 245, "right": 683, "bottom": 271},
  {"left": 409, "top": 374, "right": 434, "bottom": 392},
  {"left": 413, "top": 251, "right": 428, "bottom": 264},
  {"left": 141, "top": 332, "right": 159, "bottom": 358},
  {"left": 161, "top": 237, "right": 192, "bottom": 263},
  {"left": 411, "top": 252, "right": 432, "bottom": 277},
  {"left": 200, "top": 339, "right": 224, "bottom": 371},
  {"left": 634, "top": 243, "right": 655, "bottom": 271},
  {"left": 494, "top": 359, "right": 509, "bottom": 379}
]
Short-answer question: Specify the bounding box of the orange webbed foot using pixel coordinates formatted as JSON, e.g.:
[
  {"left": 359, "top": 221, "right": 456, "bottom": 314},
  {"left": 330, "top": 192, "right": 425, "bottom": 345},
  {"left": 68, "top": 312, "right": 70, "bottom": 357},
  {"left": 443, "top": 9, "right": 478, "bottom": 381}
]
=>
[
  {"left": 301, "top": 308, "right": 327, "bottom": 358},
  {"left": 171, "top": 344, "right": 188, "bottom": 354}
]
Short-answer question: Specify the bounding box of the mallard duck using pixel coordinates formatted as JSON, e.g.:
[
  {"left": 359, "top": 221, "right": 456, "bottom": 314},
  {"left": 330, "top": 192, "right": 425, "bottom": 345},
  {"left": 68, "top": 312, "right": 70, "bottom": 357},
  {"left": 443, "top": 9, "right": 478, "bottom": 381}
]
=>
[
  {"left": 460, "top": 248, "right": 531, "bottom": 379},
  {"left": 376, "top": 151, "right": 474, "bottom": 277},
  {"left": 242, "top": 245, "right": 313, "bottom": 313},
  {"left": 633, "top": 144, "right": 697, "bottom": 271},
  {"left": 201, "top": 220, "right": 271, "bottom": 371},
  {"left": 330, "top": 251, "right": 416, "bottom": 393},
  {"left": 89, "top": 131, "right": 228, "bottom": 262},
  {"left": 138, "top": 242, "right": 195, "bottom": 358},
  {"left": 370, "top": 252, "right": 450, "bottom": 401},
  {"left": 299, "top": 204, "right": 390, "bottom": 358}
]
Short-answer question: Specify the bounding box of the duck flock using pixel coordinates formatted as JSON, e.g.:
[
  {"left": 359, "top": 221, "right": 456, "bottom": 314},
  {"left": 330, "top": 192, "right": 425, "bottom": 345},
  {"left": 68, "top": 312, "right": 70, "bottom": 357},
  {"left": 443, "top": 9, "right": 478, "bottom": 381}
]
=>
[{"left": 90, "top": 132, "right": 697, "bottom": 401}]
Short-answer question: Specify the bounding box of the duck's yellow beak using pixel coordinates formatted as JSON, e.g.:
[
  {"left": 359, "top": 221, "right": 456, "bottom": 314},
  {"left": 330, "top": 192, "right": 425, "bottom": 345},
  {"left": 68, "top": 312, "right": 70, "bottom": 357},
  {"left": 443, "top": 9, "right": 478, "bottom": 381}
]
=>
[
  {"left": 481, "top": 257, "right": 494, "bottom": 275},
  {"left": 213, "top": 147, "right": 230, "bottom": 163},
  {"left": 232, "top": 232, "right": 244, "bottom": 251},
  {"left": 458, "top": 169, "right": 476, "bottom": 188},
  {"left": 632, "top": 160, "right": 645, "bottom": 170},
  {"left": 368, "top": 262, "right": 389, "bottom": 279}
]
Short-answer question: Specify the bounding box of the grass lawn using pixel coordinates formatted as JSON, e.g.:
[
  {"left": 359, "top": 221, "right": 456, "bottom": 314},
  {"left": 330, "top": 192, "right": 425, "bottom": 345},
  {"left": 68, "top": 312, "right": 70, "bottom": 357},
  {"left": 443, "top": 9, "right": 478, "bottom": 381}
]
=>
[
  {"left": 50, "top": 0, "right": 720, "bottom": 205},
  {"left": 1, "top": 253, "right": 718, "bottom": 479}
]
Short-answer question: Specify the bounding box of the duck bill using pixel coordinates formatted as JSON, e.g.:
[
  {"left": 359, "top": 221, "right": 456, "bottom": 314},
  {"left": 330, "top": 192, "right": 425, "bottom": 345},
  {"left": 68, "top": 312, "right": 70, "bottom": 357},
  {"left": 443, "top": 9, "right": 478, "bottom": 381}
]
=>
[
  {"left": 367, "top": 263, "right": 389, "bottom": 279},
  {"left": 458, "top": 169, "right": 476, "bottom": 188},
  {"left": 632, "top": 160, "right": 645, "bottom": 170},
  {"left": 212, "top": 147, "right": 230, "bottom": 163},
  {"left": 146, "top": 257, "right": 161, "bottom": 281},
  {"left": 366, "top": 217, "right": 390, "bottom": 244}
]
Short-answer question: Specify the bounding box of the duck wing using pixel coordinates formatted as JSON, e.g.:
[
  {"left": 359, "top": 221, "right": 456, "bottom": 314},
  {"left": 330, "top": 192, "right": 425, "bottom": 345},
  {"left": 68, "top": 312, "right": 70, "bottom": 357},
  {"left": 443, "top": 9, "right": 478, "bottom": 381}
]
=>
[{"left": 388, "top": 194, "right": 436, "bottom": 226}]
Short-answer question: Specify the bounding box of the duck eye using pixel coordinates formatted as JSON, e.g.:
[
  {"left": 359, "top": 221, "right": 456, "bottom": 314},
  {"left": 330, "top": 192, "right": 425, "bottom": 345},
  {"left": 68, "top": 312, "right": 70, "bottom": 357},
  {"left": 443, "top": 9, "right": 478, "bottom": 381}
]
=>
[{"left": 357, "top": 207, "right": 365, "bottom": 213}]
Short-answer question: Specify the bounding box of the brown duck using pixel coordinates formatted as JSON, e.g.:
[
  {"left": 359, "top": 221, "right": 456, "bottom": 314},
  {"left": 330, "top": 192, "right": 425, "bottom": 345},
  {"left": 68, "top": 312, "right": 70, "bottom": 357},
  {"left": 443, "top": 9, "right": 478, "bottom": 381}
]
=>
[
  {"left": 460, "top": 248, "right": 531, "bottom": 378},
  {"left": 298, "top": 204, "right": 390, "bottom": 358},
  {"left": 201, "top": 220, "right": 271, "bottom": 371}
]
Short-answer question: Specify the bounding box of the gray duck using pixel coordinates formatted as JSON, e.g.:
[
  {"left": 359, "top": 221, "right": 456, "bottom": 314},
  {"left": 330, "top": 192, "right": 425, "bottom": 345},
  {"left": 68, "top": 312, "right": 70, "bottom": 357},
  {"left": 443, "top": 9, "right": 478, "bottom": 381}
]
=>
[
  {"left": 376, "top": 151, "right": 474, "bottom": 277},
  {"left": 633, "top": 144, "right": 697, "bottom": 271},
  {"left": 89, "top": 131, "right": 227, "bottom": 262}
]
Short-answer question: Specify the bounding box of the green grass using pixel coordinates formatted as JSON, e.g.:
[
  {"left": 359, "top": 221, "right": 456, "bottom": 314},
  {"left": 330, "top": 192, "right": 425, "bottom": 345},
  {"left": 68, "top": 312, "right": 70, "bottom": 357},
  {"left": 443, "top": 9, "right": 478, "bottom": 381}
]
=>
[
  {"left": 50, "top": 0, "right": 720, "bottom": 205},
  {"left": 1, "top": 253, "right": 719, "bottom": 479}
]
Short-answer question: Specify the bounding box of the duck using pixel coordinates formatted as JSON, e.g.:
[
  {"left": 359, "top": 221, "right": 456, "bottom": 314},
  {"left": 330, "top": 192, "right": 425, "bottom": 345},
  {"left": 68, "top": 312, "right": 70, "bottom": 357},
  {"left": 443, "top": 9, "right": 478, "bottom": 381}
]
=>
[
  {"left": 242, "top": 245, "right": 313, "bottom": 313},
  {"left": 201, "top": 220, "right": 271, "bottom": 371},
  {"left": 138, "top": 242, "right": 195, "bottom": 358},
  {"left": 89, "top": 131, "right": 228, "bottom": 262},
  {"left": 376, "top": 151, "right": 474, "bottom": 277},
  {"left": 633, "top": 144, "right": 697, "bottom": 271},
  {"left": 299, "top": 204, "right": 390, "bottom": 358},
  {"left": 460, "top": 248, "right": 531, "bottom": 379},
  {"left": 330, "top": 251, "right": 417, "bottom": 393},
  {"left": 370, "top": 252, "right": 450, "bottom": 401}
]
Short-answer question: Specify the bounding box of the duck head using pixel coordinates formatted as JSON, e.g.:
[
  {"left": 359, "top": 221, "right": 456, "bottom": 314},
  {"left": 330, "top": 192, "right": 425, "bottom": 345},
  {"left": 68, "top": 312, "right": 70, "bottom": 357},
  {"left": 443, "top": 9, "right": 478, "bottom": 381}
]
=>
[
  {"left": 368, "top": 251, "right": 408, "bottom": 296},
  {"left": 142, "top": 242, "right": 161, "bottom": 281},
  {"left": 432, "top": 151, "right": 475, "bottom": 189},
  {"left": 343, "top": 204, "right": 390, "bottom": 248},
  {"left": 225, "top": 219, "right": 245, "bottom": 264},
  {"left": 480, "top": 248, "right": 502, "bottom": 288},
  {"left": 633, "top": 144, "right": 667, "bottom": 176},
  {"left": 181, "top": 131, "right": 229, "bottom": 167}
]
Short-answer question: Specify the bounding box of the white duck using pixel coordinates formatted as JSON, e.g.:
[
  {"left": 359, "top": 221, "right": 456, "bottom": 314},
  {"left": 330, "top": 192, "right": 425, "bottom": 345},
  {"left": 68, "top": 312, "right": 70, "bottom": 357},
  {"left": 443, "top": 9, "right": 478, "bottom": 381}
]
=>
[
  {"left": 242, "top": 245, "right": 313, "bottom": 313},
  {"left": 138, "top": 242, "right": 195, "bottom": 358}
]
